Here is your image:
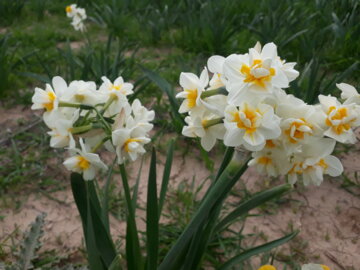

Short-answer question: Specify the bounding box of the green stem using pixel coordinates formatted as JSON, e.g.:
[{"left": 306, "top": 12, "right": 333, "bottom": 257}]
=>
[
  {"left": 200, "top": 87, "right": 228, "bottom": 99},
  {"left": 71, "top": 124, "right": 93, "bottom": 134},
  {"left": 59, "top": 101, "right": 93, "bottom": 110},
  {"left": 203, "top": 117, "right": 224, "bottom": 129},
  {"left": 101, "top": 95, "right": 117, "bottom": 114},
  {"left": 91, "top": 136, "right": 110, "bottom": 152}
]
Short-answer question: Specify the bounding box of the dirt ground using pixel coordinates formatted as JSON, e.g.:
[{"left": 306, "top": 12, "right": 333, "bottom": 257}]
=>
[{"left": 0, "top": 106, "right": 359, "bottom": 269}]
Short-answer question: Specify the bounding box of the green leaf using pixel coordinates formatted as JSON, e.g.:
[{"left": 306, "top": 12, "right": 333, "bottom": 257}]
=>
[
  {"left": 159, "top": 153, "right": 250, "bottom": 270},
  {"left": 119, "top": 164, "right": 143, "bottom": 270},
  {"left": 132, "top": 156, "right": 144, "bottom": 210},
  {"left": 141, "top": 66, "right": 184, "bottom": 132},
  {"left": 215, "top": 184, "right": 292, "bottom": 232},
  {"left": 158, "top": 139, "right": 175, "bottom": 217},
  {"left": 218, "top": 231, "right": 299, "bottom": 270},
  {"left": 102, "top": 158, "right": 117, "bottom": 233},
  {"left": 146, "top": 148, "right": 159, "bottom": 270},
  {"left": 108, "top": 255, "right": 123, "bottom": 270}
]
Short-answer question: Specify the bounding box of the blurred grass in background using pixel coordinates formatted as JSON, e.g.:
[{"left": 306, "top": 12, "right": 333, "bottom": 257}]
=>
[{"left": 0, "top": 0, "right": 358, "bottom": 104}]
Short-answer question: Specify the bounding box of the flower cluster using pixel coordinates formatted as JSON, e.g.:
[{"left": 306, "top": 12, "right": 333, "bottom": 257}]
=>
[
  {"left": 65, "top": 4, "right": 87, "bottom": 32},
  {"left": 177, "top": 42, "right": 360, "bottom": 186},
  {"left": 259, "top": 264, "right": 330, "bottom": 270},
  {"left": 31, "top": 76, "right": 154, "bottom": 180}
]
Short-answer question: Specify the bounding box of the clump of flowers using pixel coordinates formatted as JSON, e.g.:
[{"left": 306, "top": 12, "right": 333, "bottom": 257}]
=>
[
  {"left": 177, "top": 42, "right": 360, "bottom": 186},
  {"left": 31, "top": 76, "right": 154, "bottom": 180},
  {"left": 65, "top": 4, "right": 87, "bottom": 32}
]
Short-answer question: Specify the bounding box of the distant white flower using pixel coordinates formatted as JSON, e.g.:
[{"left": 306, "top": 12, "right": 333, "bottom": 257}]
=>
[
  {"left": 182, "top": 106, "right": 225, "bottom": 151},
  {"left": 223, "top": 102, "right": 281, "bottom": 151},
  {"left": 66, "top": 4, "right": 87, "bottom": 32},
  {"left": 176, "top": 68, "right": 209, "bottom": 113},
  {"left": 63, "top": 139, "right": 107, "bottom": 180},
  {"left": 302, "top": 264, "right": 330, "bottom": 270},
  {"left": 319, "top": 95, "right": 360, "bottom": 143},
  {"left": 65, "top": 4, "right": 77, "bottom": 18}
]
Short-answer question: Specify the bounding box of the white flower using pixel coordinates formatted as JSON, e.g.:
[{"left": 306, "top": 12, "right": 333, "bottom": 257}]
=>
[
  {"left": 224, "top": 42, "right": 289, "bottom": 105},
  {"left": 207, "top": 55, "right": 227, "bottom": 89},
  {"left": 112, "top": 127, "right": 151, "bottom": 164},
  {"left": 65, "top": 4, "right": 78, "bottom": 18},
  {"left": 63, "top": 139, "right": 107, "bottom": 180},
  {"left": 176, "top": 68, "right": 209, "bottom": 113},
  {"left": 99, "top": 76, "right": 134, "bottom": 98},
  {"left": 46, "top": 109, "right": 79, "bottom": 148},
  {"left": 248, "top": 142, "right": 292, "bottom": 177},
  {"left": 130, "top": 99, "right": 155, "bottom": 132},
  {"left": 61, "top": 80, "right": 102, "bottom": 106},
  {"left": 319, "top": 95, "right": 360, "bottom": 143},
  {"left": 66, "top": 4, "right": 87, "bottom": 32},
  {"left": 276, "top": 103, "right": 324, "bottom": 147},
  {"left": 182, "top": 106, "right": 225, "bottom": 151},
  {"left": 302, "top": 264, "right": 330, "bottom": 270},
  {"left": 287, "top": 138, "right": 343, "bottom": 186},
  {"left": 31, "top": 76, "right": 67, "bottom": 112},
  {"left": 254, "top": 41, "right": 299, "bottom": 82},
  {"left": 223, "top": 102, "right": 281, "bottom": 151},
  {"left": 337, "top": 82, "right": 360, "bottom": 105}
]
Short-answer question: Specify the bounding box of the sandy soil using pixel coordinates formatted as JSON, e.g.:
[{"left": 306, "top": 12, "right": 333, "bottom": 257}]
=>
[{"left": 0, "top": 107, "right": 359, "bottom": 269}]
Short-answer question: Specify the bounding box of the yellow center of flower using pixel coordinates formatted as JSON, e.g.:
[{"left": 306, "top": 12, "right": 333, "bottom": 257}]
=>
[
  {"left": 110, "top": 84, "right": 122, "bottom": 91},
  {"left": 77, "top": 156, "right": 90, "bottom": 170},
  {"left": 258, "top": 265, "right": 276, "bottom": 270},
  {"left": 325, "top": 106, "right": 352, "bottom": 135},
  {"left": 124, "top": 138, "right": 141, "bottom": 153},
  {"left": 241, "top": 59, "right": 276, "bottom": 88},
  {"left": 185, "top": 89, "right": 198, "bottom": 108},
  {"left": 258, "top": 156, "right": 272, "bottom": 165},
  {"left": 43, "top": 92, "right": 56, "bottom": 111},
  {"left": 318, "top": 159, "right": 328, "bottom": 170},
  {"left": 75, "top": 94, "right": 85, "bottom": 102},
  {"left": 265, "top": 140, "right": 276, "bottom": 148},
  {"left": 321, "top": 265, "right": 330, "bottom": 270},
  {"left": 232, "top": 104, "right": 260, "bottom": 134},
  {"left": 284, "top": 118, "right": 313, "bottom": 144},
  {"left": 66, "top": 6, "right": 72, "bottom": 13}
]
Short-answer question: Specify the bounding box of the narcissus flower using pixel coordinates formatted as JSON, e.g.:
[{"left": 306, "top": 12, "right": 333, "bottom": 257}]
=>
[
  {"left": 65, "top": 4, "right": 87, "bottom": 32},
  {"left": 112, "top": 127, "right": 151, "bottom": 164},
  {"left": 224, "top": 102, "right": 281, "bottom": 151},
  {"left": 337, "top": 83, "right": 360, "bottom": 105},
  {"left": 319, "top": 95, "right": 360, "bottom": 143},
  {"left": 31, "top": 76, "right": 68, "bottom": 114},
  {"left": 182, "top": 106, "right": 225, "bottom": 151},
  {"left": 287, "top": 138, "right": 343, "bottom": 186},
  {"left": 176, "top": 68, "right": 209, "bottom": 113},
  {"left": 224, "top": 42, "right": 291, "bottom": 105},
  {"left": 63, "top": 139, "right": 107, "bottom": 180},
  {"left": 207, "top": 55, "right": 227, "bottom": 89}
]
